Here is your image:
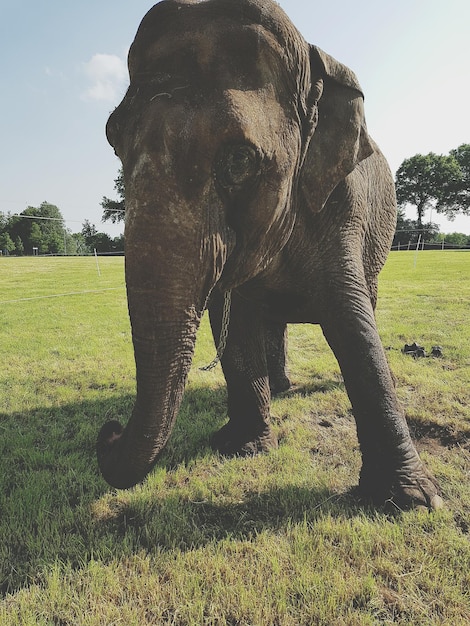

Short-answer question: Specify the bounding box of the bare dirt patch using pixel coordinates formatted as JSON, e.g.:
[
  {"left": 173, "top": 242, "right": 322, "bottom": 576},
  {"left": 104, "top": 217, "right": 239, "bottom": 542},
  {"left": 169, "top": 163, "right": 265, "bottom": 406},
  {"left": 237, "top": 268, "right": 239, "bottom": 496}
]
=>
[{"left": 407, "top": 419, "right": 470, "bottom": 453}]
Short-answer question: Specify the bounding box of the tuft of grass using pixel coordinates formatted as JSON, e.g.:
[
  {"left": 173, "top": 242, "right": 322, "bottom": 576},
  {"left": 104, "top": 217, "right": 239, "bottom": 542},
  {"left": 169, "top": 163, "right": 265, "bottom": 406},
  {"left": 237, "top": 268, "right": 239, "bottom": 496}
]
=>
[{"left": 1, "top": 251, "right": 469, "bottom": 625}]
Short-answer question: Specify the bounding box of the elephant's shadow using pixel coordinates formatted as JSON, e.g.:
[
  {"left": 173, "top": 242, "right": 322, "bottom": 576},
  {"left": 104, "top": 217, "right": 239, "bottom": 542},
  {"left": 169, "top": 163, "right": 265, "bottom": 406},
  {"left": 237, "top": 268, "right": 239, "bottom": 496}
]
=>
[
  {"left": 98, "top": 482, "right": 365, "bottom": 555},
  {"left": 0, "top": 385, "right": 368, "bottom": 596}
]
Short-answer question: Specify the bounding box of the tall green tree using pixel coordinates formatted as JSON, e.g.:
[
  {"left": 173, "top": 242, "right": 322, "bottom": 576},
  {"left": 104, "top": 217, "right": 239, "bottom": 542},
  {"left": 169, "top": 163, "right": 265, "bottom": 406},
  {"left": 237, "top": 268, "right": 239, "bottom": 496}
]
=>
[
  {"left": 1, "top": 202, "right": 66, "bottom": 255},
  {"left": 447, "top": 144, "right": 470, "bottom": 214},
  {"left": 101, "top": 168, "right": 125, "bottom": 224},
  {"left": 395, "top": 145, "right": 470, "bottom": 228},
  {"left": 395, "top": 153, "right": 456, "bottom": 228},
  {"left": 32, "top": 202, "right": 65, "bottom": 254}
]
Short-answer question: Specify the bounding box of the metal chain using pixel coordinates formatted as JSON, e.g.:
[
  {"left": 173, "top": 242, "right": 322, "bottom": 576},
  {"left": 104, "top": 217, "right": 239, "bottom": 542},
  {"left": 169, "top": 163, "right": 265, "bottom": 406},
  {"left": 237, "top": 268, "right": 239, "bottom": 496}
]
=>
[{"left": 200, "top": 289, "right": 232, "bottom": 371}]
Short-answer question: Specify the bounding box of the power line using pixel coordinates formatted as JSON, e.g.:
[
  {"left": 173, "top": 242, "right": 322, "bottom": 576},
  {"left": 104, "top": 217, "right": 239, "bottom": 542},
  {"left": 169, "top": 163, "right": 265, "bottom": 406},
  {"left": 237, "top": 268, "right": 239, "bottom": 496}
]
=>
[
  {"left": 9, "top": 214, "right": 72, "bottom": 222},
  {"left": 6, "top": 211, "right": 125, "bottom": 222}
]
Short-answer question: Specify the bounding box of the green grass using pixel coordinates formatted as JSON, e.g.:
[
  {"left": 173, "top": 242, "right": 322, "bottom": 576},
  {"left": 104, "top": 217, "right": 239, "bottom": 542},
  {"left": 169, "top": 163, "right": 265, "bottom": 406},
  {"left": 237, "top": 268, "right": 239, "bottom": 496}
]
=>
[{"left": 0, "top": 252, "right": 469, "bottom": 625}]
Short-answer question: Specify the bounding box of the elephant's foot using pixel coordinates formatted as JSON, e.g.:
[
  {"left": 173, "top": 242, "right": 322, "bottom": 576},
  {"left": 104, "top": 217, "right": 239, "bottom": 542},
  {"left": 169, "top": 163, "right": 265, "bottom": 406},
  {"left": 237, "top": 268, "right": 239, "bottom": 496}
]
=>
[
  {"left": 359, "top": 462, "right": 443, "bottom": 511},
  {"left": 269, "top": 374, "right": 291, "bottom": 396},
  {"left": 211, "top": 420, "right": 278, "bottom": 456}
]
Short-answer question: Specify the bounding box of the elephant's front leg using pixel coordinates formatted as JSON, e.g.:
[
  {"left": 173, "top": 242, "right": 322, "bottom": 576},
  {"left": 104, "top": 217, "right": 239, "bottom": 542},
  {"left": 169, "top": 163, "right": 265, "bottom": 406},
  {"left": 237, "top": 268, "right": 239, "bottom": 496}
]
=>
[
  {"left": 208, "top": 291, "right": 278, "bottom": 455},
  {"left": 321, "top": 286, "right": 442, "bottom": 510}
]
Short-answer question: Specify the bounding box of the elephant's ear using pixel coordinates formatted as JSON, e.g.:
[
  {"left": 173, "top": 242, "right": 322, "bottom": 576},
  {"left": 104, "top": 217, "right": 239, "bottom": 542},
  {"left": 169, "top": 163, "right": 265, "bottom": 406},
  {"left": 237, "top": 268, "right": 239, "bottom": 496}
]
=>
[{"left": 300, "top": 45, "right": 374, "bottom": 212}]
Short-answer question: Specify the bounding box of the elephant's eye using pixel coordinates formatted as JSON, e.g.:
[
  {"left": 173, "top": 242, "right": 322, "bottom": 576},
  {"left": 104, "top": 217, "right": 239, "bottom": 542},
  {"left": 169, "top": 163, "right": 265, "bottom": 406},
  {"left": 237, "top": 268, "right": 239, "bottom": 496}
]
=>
[{"left": 214, "top": 144, "right": 260, "bottom": 193}]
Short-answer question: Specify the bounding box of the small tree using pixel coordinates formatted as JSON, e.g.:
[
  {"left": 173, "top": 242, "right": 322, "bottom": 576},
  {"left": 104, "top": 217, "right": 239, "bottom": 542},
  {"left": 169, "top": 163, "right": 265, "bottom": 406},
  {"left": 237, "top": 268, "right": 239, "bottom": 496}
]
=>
[
  {"left": 14, "top": 236, "right": 24, "bottom": 256},
  {"left": 101, "top": 168, "right": 125, "bottom": 224},
  {"left": 29, "top": 222, "right": 44, "bottom": 253},
  {"left": 71, "top": 232, "right": 88, "bottom": 255},
  {"left": 81, "top": 219, "right": 97, "bottom": 245},
  {"left": 81, "top": 220, "right": 117, "bottom": 253},
  {"left": 0, "top": 232, "right": 15, "bottom": 255}
]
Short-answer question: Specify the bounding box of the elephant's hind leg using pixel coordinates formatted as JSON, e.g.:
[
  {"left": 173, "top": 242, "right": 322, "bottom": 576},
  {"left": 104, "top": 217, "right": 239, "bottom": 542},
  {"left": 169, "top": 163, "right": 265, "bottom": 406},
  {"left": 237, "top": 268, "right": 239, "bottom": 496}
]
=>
[
  {"left": 208, "top": 291, "right": 278, "bottom": 456},
  {"left": 265, "top": 320, "right": 291, "bottom": 395}
]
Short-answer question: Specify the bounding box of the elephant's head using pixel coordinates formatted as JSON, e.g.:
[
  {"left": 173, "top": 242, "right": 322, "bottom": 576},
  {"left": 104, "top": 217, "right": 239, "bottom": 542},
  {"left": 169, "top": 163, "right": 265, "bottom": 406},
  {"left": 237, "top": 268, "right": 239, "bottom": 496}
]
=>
[{"left": 97, "top": 0, "right": 373, "bottom": 488}]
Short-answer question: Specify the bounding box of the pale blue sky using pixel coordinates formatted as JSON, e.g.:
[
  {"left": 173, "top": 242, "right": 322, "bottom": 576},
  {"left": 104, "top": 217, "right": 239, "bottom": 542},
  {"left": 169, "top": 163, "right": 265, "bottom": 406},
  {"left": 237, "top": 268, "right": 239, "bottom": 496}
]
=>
[{"left": 1, "top": 0, "right": 469, "bottom": 235}]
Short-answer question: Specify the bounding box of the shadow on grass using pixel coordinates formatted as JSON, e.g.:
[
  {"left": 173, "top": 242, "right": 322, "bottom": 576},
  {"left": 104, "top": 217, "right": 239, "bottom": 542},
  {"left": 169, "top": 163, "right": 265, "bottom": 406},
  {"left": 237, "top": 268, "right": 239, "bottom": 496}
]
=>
[
  {"left": 275, "top": 377, "right": 345, "bottom": 398},
  {"left": 96, "top": 483, "right": 366, "bottom": 553},
  {"left": 0, "top": 380, "right": 451, "bottom": 597},
  {"left": 0, "top": 385, "right": 359, "bottom": 596}
]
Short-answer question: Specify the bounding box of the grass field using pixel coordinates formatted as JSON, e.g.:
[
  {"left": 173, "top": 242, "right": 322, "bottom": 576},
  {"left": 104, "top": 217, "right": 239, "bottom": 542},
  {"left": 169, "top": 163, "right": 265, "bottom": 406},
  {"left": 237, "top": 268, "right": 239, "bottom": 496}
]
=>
[{"left": 0, "top": 251, "right": 469, "bottom": 625}]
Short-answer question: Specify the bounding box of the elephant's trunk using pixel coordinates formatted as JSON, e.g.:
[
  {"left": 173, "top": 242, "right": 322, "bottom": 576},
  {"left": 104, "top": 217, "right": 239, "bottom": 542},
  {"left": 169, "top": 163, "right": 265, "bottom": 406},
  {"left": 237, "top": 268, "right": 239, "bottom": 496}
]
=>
[
  {"left": 96, "top": 177, "right": 231, "bottom": 489},
  {"left": 97, "top": 304, "right": 200, "bottom": 489}
]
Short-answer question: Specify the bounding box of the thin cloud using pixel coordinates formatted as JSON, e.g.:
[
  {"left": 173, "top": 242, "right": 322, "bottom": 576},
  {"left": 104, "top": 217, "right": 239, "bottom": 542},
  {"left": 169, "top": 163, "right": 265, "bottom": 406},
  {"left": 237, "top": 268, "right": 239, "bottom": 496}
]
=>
[{"left": 81, "top": 53, "right": 128, "bottom": 103}]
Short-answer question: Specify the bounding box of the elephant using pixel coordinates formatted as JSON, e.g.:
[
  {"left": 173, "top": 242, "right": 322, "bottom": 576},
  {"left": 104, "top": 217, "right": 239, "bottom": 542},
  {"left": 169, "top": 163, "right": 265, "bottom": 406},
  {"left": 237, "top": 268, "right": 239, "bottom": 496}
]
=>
[{"left": 97, "top": 0, "right": 442, "bottom": 510}]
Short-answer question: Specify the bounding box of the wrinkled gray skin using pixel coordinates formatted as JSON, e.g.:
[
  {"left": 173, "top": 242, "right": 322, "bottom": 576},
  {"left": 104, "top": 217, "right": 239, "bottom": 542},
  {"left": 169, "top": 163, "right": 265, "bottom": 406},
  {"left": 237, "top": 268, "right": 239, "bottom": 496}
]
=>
[{"left": 97, "top": 0, "right": 442, "bottom": 510}]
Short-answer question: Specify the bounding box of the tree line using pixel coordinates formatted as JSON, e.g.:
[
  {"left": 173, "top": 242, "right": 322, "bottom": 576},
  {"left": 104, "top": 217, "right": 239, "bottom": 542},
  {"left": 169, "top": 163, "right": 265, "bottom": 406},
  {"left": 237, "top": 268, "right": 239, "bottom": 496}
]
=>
[
  {"left": 0, "top": 202, "right": 124, "bottom": 256},
  {"left": 1, "top": 144, "right": 468, "bottom": 255}
]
